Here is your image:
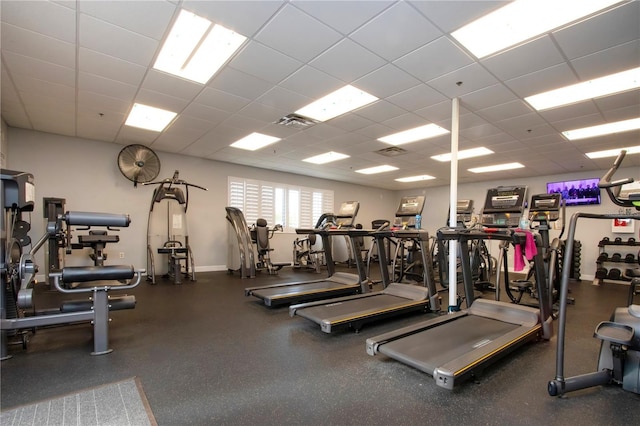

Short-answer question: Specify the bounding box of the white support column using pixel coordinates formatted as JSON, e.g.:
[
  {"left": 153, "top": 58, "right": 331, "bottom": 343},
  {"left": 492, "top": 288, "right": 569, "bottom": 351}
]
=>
[{"left": 448, "top": 98, "right": 460, "bottom": 311}]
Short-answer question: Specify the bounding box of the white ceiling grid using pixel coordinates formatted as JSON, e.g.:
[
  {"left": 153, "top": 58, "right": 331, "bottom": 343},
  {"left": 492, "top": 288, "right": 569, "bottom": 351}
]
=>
[{"left": 1, "top": 0, "right": 639, "bottom": 190}]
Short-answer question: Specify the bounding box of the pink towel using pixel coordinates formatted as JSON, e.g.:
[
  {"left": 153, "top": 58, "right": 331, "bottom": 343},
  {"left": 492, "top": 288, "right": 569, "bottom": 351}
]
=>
[{"left": 514, "top": 230, "right": 537, "bottom": 271}]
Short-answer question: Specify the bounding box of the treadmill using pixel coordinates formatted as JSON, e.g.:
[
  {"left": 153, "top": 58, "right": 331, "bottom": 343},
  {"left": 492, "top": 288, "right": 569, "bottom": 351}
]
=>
[
  {"left": 366, "top": 186, "right": 554, "bottom": 390},
  {"left": 244, "top": 202, "right": 365, "bottom": 307},
  {"left": 289, "top": 196, "right": 440, "bottom": 333}
]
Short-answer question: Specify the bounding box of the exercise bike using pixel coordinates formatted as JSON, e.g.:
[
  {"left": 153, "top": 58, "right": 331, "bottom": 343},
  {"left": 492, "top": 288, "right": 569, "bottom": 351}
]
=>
[{"left": 548, "top": 150, "right": 640, "bottom": 396}]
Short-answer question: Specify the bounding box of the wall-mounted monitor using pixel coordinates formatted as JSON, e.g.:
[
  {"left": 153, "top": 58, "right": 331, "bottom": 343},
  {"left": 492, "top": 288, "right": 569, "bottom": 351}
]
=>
[{"left": 546, "top": 177, "right": 601, "bottom": 206}]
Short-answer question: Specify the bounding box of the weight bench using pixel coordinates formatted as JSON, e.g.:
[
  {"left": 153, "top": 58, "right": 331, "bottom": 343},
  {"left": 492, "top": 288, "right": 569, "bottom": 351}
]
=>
[
  {"left": 48, "top": 265, "right": 143, "bottom": 355},
  {"left": 157, "top": 241, "right": 190, "bottom": 284}
]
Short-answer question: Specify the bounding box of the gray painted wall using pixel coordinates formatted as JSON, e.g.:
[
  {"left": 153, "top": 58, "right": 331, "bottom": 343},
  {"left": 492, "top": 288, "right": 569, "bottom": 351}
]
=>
[
  {"left": 6, "top": 128, "right": 396, "bottom": 276},
  {"left": 6, "top": 127, "right": 639, "bottom": 283}
]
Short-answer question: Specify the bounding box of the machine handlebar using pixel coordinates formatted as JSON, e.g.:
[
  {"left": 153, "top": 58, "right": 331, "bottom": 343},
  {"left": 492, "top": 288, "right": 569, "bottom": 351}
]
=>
[{"left": 598, "top": 150, "right": 637, "bottom": 208}]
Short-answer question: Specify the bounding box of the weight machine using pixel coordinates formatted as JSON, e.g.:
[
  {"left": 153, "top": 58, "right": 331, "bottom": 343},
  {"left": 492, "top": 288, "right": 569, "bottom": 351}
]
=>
[{"left": 1, "top": 169, "right": 143, "bottom": 358}]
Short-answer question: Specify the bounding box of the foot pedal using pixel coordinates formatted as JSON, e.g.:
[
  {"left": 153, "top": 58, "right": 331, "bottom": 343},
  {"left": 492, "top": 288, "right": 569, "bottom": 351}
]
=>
[
  {"left": 594, "top": 321, "right": 634, "bottom": 345},
  {"left": 510, "top": 280, "right": 533, "bottom": 291}
]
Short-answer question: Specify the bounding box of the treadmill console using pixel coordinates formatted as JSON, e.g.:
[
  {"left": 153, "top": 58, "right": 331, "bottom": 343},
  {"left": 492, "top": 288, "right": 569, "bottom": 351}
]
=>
[
  {"left": 393, "top": 195, "right": 425, "bottom": 229},
  {"left": 334, "top": 200, "right": 359, "bottom": 228},
  {"left": 456, "top": 199, "right": 474, "bottom": 225},
  {"left": 529, "top": 193, "right": 561, "bottom": 222},
  {"left": 480, "top": 186, "right": 527, "bottom": 228}
]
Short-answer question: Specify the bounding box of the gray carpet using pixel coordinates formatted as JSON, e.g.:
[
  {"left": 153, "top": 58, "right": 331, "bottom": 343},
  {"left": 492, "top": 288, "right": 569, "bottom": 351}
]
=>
[{"left": 0, "top": 377, "right": 156, "bottom": 426}]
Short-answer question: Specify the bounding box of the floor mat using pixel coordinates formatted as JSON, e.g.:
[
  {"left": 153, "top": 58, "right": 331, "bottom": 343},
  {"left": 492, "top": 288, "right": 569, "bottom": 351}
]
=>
[{"left": 0, "top": 377, "right": 156, "bottom": 426}]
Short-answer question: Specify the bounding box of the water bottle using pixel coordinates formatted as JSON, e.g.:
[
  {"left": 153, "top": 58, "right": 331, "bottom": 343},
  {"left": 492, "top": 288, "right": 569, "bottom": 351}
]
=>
[{"left": 415, "top": 214, "right": 422, "bottom": 229}]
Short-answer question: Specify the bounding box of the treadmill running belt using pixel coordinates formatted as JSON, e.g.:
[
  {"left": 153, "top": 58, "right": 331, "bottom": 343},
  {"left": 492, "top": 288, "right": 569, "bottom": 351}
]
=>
[
  {"left": 250, "top": 280, "right": 358, "bottom": 306},
  {"left": 378, "top": 316, "right": 519, "bottom": 374},
  {"left": 295, "top": 294, "right": 411, "bottom": 322}
]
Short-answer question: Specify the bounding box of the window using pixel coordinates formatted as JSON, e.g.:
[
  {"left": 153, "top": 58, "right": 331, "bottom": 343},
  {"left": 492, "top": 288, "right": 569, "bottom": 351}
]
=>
[{"left": 228, "top": 177, "right": 334, "bottom": 232}]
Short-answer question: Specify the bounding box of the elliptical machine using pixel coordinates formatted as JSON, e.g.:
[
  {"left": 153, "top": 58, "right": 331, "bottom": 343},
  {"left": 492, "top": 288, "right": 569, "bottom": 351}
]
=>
[{"left": 548, "top": 150, "right": 640, "bottom": 396}]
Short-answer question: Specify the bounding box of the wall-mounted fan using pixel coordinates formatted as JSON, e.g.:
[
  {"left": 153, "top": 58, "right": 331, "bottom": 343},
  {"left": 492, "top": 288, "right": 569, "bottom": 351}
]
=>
[{"left": 117, "top": 144, "right": 161, "bottom": 187}]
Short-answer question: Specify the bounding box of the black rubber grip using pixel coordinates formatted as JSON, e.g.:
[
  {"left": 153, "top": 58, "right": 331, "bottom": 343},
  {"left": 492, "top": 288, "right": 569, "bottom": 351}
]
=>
[
  {"left": 65, "top": 211, "right": 130, "bottom": 227},
  {"left": 61, "top": 265, "right": 134, "bottom": 283}
]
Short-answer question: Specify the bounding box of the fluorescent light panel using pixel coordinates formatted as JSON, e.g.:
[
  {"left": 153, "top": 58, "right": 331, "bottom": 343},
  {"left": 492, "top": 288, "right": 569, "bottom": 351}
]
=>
[
  {"left": 125, "top": 103, "right": 177, "bottom": 132},
  {"left": 355, "top": 165, "right": 398, "bottom": 175},
  {"left": 296, "top": 85, "right": 378, "bottom": 122},
  {"left": 431, "top": 147, "right": 494, "bottom": 162},
  {"left": 379, "top": 124, "right": 449, "bottom": 145},
  {"left": 303, "top": 152, "right": 350, "bottom": 164},
  {"left": 395, "top": 175, "right": 436, "bottom": 183},
  {"left": 469, "top": 162, "right": 524, "bottom": 173},
  {"left": 154, "top": 10, "right": 246, "bottom": 84},
  {"left": 526, "top": 67, "right": 640, "bottom": 111},
  {"left": 452, "top": 0, "right": 623, "bottom": 59},
  {"left": 586, "top": 145, "right": 640, "bottom": 159},
  {"left": 563, "top": 118, "right": 640, "bottom": 140},
  {"left": 230, "top": 132, "right": 281, "bottom": 151}
]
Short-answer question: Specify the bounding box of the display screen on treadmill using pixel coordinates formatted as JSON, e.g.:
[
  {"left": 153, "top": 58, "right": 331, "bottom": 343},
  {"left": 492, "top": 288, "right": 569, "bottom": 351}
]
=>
[
  {"left": 396, "top": 195, "right": 425, "bottom": 216},
  {"left": 482, "top": 187, "right": 527, "bottom": 213}
]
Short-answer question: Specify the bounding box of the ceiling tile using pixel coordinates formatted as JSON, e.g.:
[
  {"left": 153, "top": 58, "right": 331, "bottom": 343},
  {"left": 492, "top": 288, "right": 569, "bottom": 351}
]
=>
[
  {"left": 292, "top": 0, "right": 393, "bottom": 35},
  {"left": 408, "top": 0, "right": 505, "bottom": 33},
  {"left": 229, "top": 41, "right": 302, "bottom": 84},
  {"left": 427, "top": 63, "right": 499, "bottom": 98},
  {"left": 394, "top": 36, "right": 474, "bottom": 82},
  {"left": 570, "top": 39, "right": 640, "bottom": 80},
  {"left": 1, "top": 24, "right": 75, "bottom": 67},
  {"left": 78, "top": 14, "right": 158, "bottom": 66},
  {"left": 254, "top": 4, "right": 342, "bottom": 63},
  {"left": 355, "top": 64, "right": 421, "bottom": 99},
  {"left": 78, "top": 0, "right": 175, "bottom": 40},
  {"left": 78, "top": 48, "right": 147, "bottom": 86},
  {"left": 481, "top": 35, "right": 565, "bottom": 81},
  {"left": 140, "top": 70, "right": 204, "bottom": 101},
  {"left": 350, "top": 1, "right": 442, "bottom": 61},
  {"left": 310, "top": 38, "right": 386, "bottom": 83},
  {"left": 1, "top": 0, "right": 76, "bottom": 42},
  {"left": 552, "top": 1, "right": 640, "bottom": 60},
  {"left": 278, "top": 65, "right": 344, "bottom": 99},
  {"left": 182, "top": 0, "right": 283, "bottom": 38}
]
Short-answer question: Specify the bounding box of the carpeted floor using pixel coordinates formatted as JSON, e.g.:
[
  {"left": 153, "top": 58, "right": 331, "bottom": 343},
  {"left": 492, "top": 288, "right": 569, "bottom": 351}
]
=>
[{"left": 1, "top": 265, "right": 639, "bottom": 425}]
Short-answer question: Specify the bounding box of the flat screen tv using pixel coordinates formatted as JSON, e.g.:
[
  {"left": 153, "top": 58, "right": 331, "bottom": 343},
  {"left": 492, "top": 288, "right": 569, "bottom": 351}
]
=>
[{"left": 546, "top": 177, "right": 601, "bottom": 206}]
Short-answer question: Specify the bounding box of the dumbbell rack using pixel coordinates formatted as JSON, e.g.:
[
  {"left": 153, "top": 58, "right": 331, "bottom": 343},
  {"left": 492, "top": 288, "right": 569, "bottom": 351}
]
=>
[{"left": 594, "top": 237, "right": 639, "bottom": 285}]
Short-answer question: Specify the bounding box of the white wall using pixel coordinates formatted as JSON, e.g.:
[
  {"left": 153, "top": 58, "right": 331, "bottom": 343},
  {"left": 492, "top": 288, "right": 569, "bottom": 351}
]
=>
[
  {"left": 399, "top": 168, "right": 640, "bottom": 281},
  {"left": 7, "top": 127, "right": 638, "bottom": 282},
  {"left": 1, "top": 119, "right": 7, "bottom": 168},
  {"left": 6, "top": 128, "right": 396, "bottom": 275}
]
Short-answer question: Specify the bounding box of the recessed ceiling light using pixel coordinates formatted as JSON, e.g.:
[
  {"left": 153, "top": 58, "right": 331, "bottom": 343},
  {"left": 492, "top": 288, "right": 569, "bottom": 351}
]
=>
[
  {"left": 303, "top": 152, "right": 350, "bottom": 164},
  {"left": 525, "top": 67, "right": 640, "bottom": 111},
  {"left": 295, "top": 85, "right": 378, "bottom": 122},
  {"left": 452, "top": 0, "right": 623, "bottom": 59},
  {"left": 378, "top": 124, "right": 449, "bottom": 145},
  {"left": 230, "top": 132, "right": 281, "bottom": 151},
  {"left": 395, "top": 175, "right": 436, "bottom": 183},
  {"left": 125, "top": 103, "right": 177, "bottom": 132},
  {"left": 431, "top": 147, "right": 494, "bottom": 162},
  {"left": 154, "top": 9, "right": 246, "bottom": 84},
  {"left": 355, "top": 165, "right": 398, "bottom": 175},
  {"left": 468, "top": 162, "right": 524, "bottom": 173},
  {"left": 586, "top": 145, "right": 640, "bottom": 159},
  {"left": 563, "top": 118, "right": 640, "bottom": 140}
]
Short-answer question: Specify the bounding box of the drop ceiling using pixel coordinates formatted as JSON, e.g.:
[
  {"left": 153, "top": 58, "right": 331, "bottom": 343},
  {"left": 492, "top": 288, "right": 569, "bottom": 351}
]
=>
[{"left": 1, "top": 0, "right": 639, "bottom": 190}]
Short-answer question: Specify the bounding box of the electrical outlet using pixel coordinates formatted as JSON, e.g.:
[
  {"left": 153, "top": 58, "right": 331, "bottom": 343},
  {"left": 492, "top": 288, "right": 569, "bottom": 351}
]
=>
[{"left": 119, "top": 252, "right": 125, "bottom": 259}]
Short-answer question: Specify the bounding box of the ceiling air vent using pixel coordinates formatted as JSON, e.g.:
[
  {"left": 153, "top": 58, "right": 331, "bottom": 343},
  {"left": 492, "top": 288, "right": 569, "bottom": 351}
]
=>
[
  {"left": 375, "top": 146, "right": 408, "bottom": 157},
  {"left": 274, "top": 113, "right": 319, "bottom": 129}
]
